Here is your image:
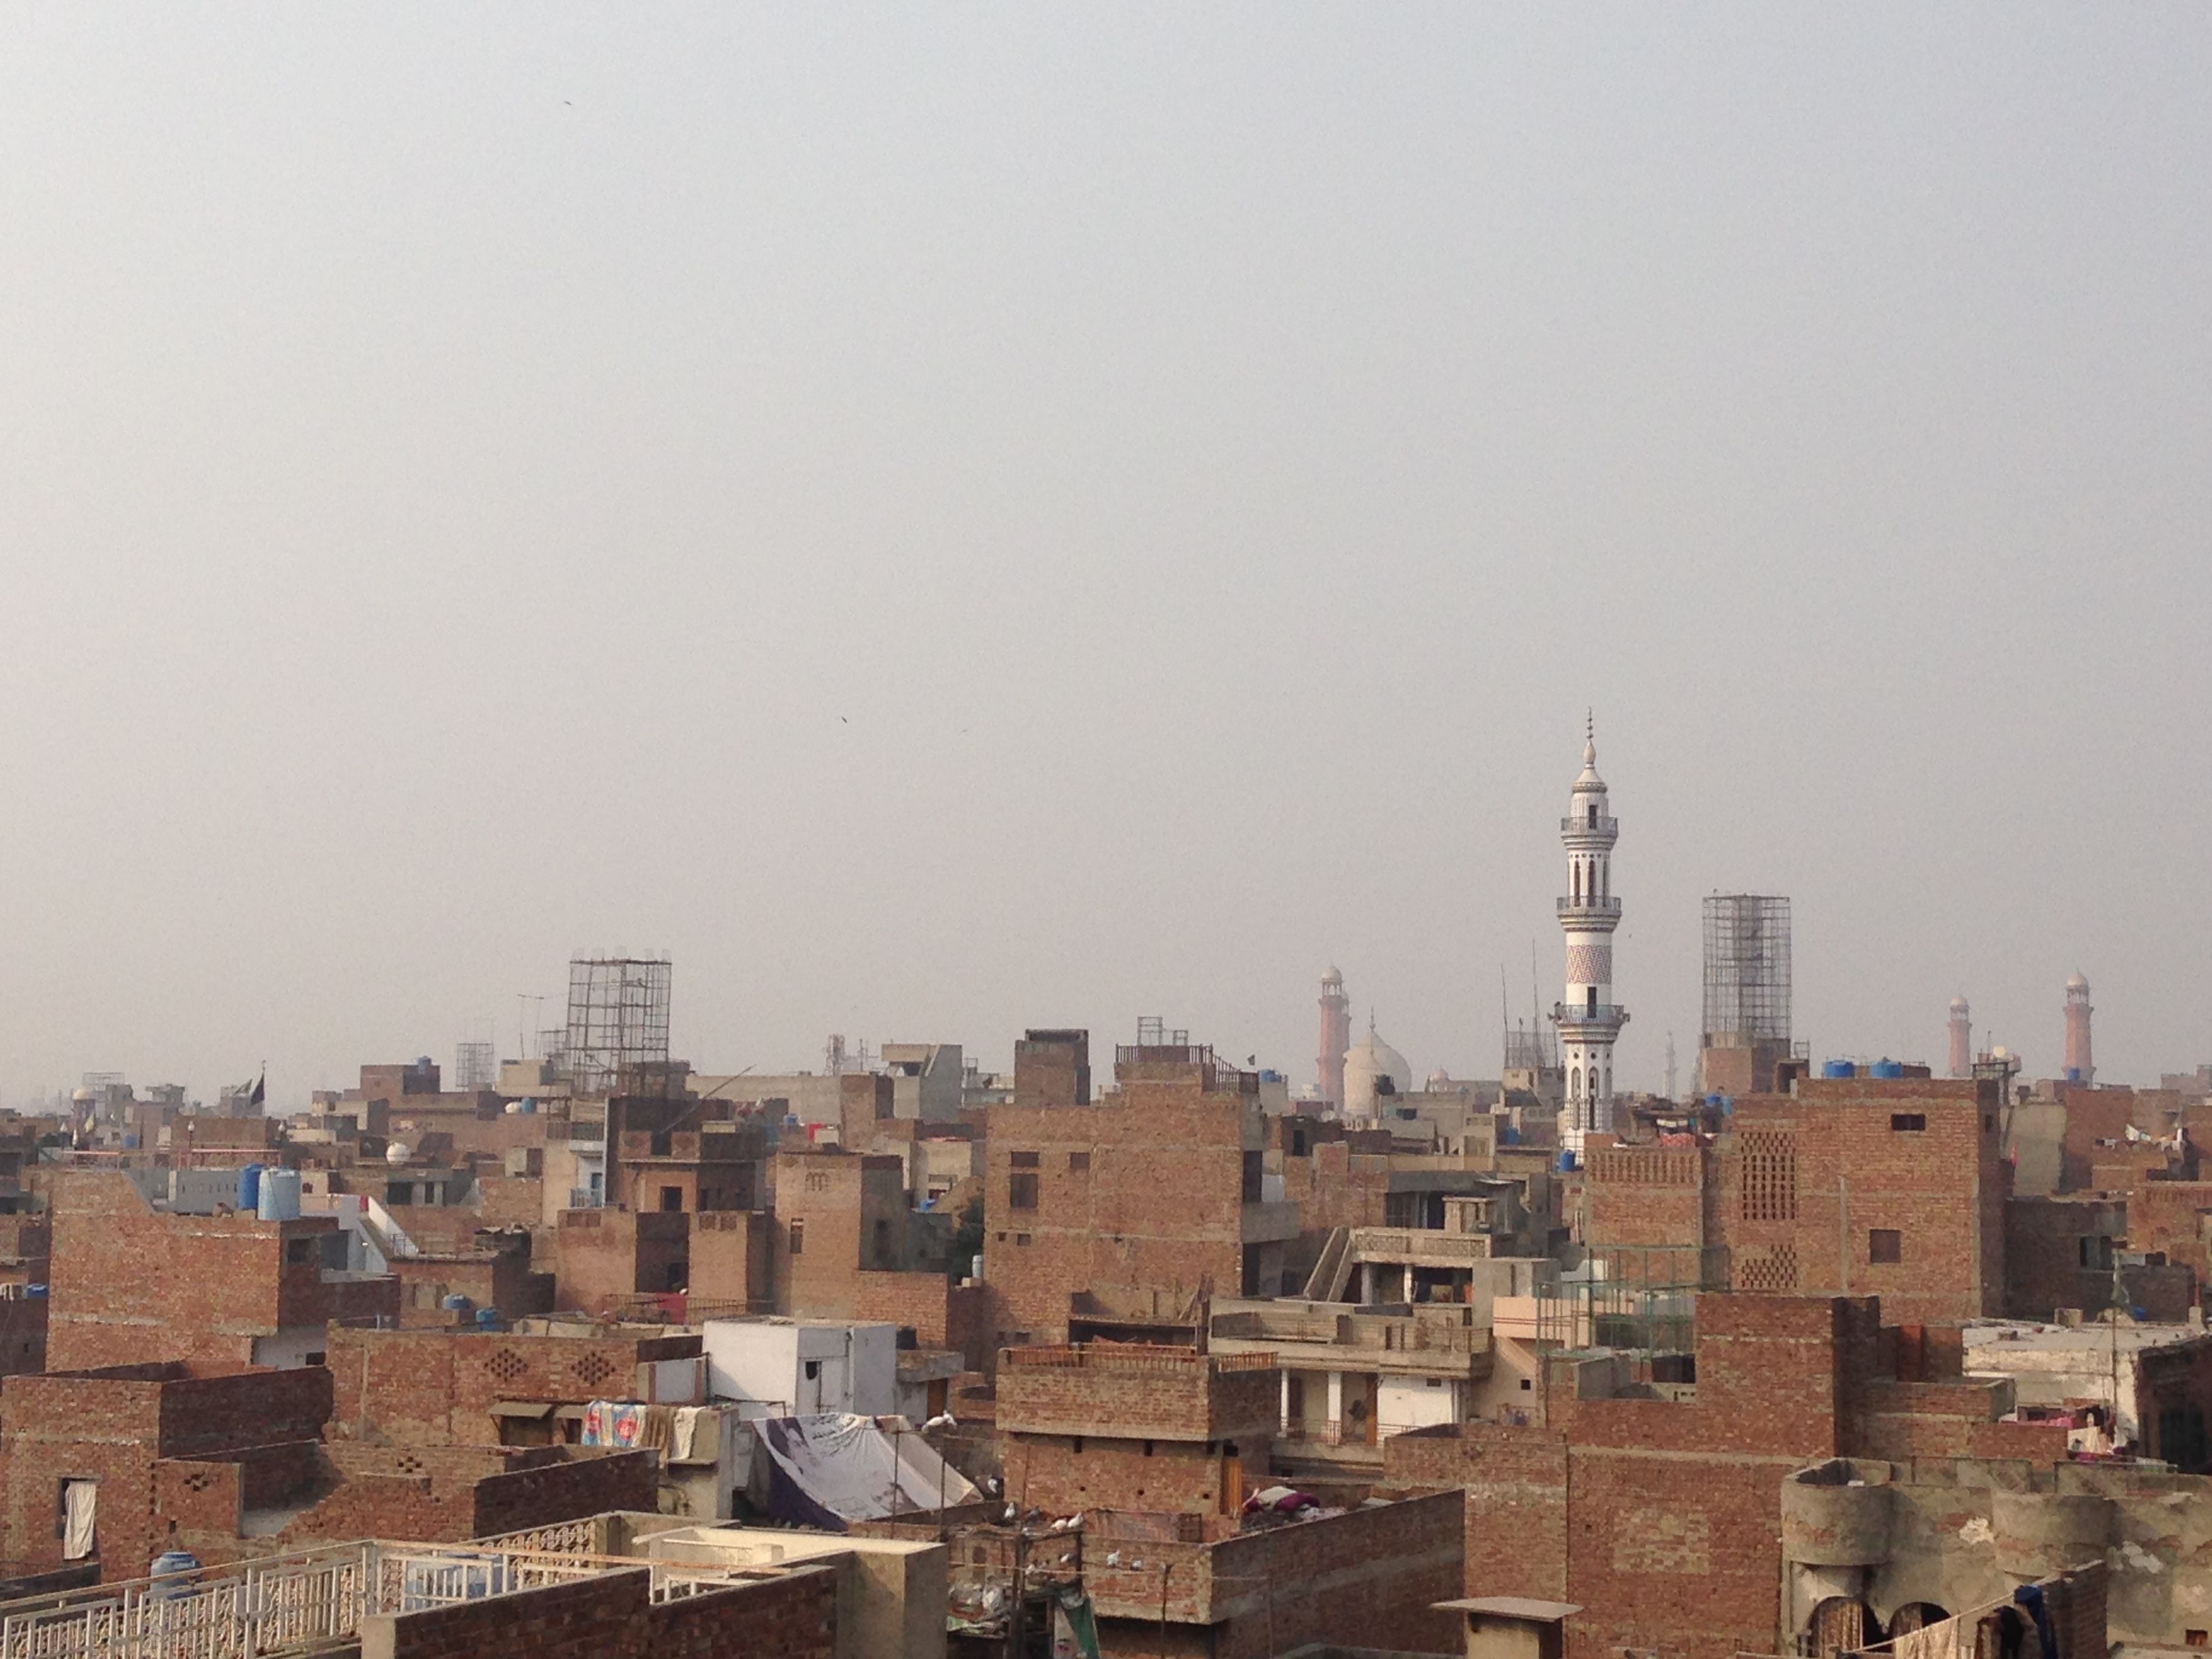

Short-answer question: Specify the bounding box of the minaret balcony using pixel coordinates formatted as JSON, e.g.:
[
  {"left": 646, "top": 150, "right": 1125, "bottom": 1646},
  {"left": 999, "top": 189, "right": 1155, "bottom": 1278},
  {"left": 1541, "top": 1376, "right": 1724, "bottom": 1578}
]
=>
[
  {"left": 1555, "top": 897, "right": 1622, "bottom": 921},
  {"left": 1560, "top": 815, "right": 1618, "bottom": 836},
  {"left": 1551, "top": 1002, "right": 1630, "bottom": 1031}
]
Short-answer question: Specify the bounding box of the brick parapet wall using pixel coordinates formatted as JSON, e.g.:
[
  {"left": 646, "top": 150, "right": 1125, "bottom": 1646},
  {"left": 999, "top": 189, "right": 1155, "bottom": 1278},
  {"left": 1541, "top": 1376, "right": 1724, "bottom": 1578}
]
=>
[
  {"left": 998, "top": 1347, "right": 1277, "bottom": 1441},
  {"left": 360, "top": 1562, "right": 836, "bottom": 1659}
]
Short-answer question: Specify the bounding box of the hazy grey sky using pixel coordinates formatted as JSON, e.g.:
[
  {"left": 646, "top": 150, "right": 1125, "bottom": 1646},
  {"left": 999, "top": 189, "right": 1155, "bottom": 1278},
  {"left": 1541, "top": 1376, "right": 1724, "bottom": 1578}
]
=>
[{"left": 3, "top": 7, "right": 2207, "bottom": 1104}]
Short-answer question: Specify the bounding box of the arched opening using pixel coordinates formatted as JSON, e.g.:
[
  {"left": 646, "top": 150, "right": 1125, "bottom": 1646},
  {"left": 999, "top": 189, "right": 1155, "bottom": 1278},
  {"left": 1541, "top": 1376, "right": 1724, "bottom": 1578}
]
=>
[
  {"left": 1586, "top": 801, "right": 1597, "bottom": 827},
  {"left": 1887, "top": 1604, "right": 1952, "bottom": 1641},
  {"left": 1805, "top": 1597, "right": 1879, "bottom": 1659},
  {"left": 1585, "top": 986, "right": 1598, "bottom": 1015},
  {"left": 1569, "top": 1066, "right": 1581, "bottom": 1101},
  {"left": 1572, "top": 862, "right": 1582, "bottom": 902},
  {"left": 1600, "top": 859, "right": 1608, "bottom": 899}
]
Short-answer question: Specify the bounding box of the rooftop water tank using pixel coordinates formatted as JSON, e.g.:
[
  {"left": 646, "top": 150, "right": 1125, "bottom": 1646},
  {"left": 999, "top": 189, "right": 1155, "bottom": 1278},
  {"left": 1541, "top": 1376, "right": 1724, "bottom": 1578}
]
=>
[
  {"left": 1870, "top": 1059, "right": 1905, "bottom": 1080},
  {"left": 441, "top": 1294, "right": 472, "bottom": 1313},
  {"left": 149, "top": 1551, "right": 201, "bottom": 1599},
  {"left": 1822, "top": 1061, "right": 1856, "bottom": 1080},
  {"left": 1557, "top": 1149, "right": 1578, "bottom": 1172},
  {"left": 257, "top": 1166, "right": 302, "bottom": 1222},
  {"left": 237, "top": 1165, "right": 265, "bottom": 1214},
  {"left": 385, "top": 1143, "right": 411, "bottom": 1165},
  {"left": 474, "top": 1307, "right": 501, "bottom": 1330}
]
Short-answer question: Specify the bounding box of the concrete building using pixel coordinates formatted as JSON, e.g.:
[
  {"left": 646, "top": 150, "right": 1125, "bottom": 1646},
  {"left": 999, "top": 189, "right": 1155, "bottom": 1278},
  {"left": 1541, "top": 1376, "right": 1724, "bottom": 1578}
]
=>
[
  {"left": 878, "top": 1044, "right": 963, "bottom": 1124},
  {"left": 701, "top": 1317, "right": 897, "bottom": 1419}
]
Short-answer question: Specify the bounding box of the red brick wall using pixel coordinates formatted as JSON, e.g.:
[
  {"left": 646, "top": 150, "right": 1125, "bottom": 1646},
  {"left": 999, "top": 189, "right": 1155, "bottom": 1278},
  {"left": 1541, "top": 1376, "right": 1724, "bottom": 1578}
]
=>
[
  {"left": 997, "top": 1349, "right": 1277, "bottom": 1442},
  {"left": 1086, "top": 1492, "right": 1463, "bottom": 1659},
  {"left": 2005, "top": 1197, "right": 2133, "bottom": 1318},
  {"left": 0, "top": 1365, "right": 333, "bottom": 1579},
  {"left": 846, "top": 1273, "right": 988, "bottom": 1368},
  {"left": 2129, "top": 1183, "right": 2212, "bottom": 1290},
  {"left": 1586, "top": 1144, "right": 1709, "bottom": 1252},
  {"left": 1721, "top": 1079, "right": 2005, "bottom": 1324},
  {"left": 1006, "top": 1435, "right": 1246, "bottom": 1518},
  {"left": 773, "top": 1153, "right": 909, "bottom": 1315},
  {"left": 327, "top": 1326, "right": 699, "bottom": 1445},
  {"left": 364, "top": 1563, "right": 836, "bottom": 1659},
  {"left": 688, "top": 1210, "right": 771, "bottom": 1311},
  {"left": 552, "top": 1209, "right": 689, "bottom": 1312},
  {"left": 984, "top": 1082, "right": 1257, "bottom": 1345},
  {"left": 1378, "top": 1293, "right": 2092, "bottom": 1659},
  {"left": 2058, "top": 1085, "right": 2179, "bottom": 1192},
  {"left": 0, "top": 1296, "right": 47, "bottom": 1378},
  {"left": 48, "top": 1174, "right": 283, "bottom": 1368}
]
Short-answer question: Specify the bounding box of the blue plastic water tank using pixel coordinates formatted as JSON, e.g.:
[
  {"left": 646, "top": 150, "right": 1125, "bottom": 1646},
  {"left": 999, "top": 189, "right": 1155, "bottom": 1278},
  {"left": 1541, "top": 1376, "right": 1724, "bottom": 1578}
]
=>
[
  {"left": 1556, "top": 1149, "right": 1578, "bottom": 1172},
  {"left": 474, "top": 1307, "right": 501, "bottom": 1330},
  {"left": 1822, "top": 1061, "right": 1856, "bottom": 1080},
  {"left": 237, "top": 1164, "right": 265, "bottom": 1213},
  {"left": 2066, "top": 1067, "right": 2083, "bottom": 1083},
  {"left": 441, "top": 1294, "right": 472, "bottom": 1313},
  {"left": 1870, "top": 1059, "right": 1905, "bottom": 1080}
]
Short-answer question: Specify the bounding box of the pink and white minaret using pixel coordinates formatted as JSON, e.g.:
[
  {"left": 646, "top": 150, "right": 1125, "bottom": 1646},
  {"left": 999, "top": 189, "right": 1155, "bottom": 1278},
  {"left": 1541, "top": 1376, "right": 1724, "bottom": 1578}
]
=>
[
  {"left": 1317, "top": 966, "right": 1351, "bottom": 1109},
  {"left": 2064, "top": 972, "right": 2094, "bottom": 1084},
  {"left": 1553, "top": 720, "right": 1628, "bottom": 1153}
]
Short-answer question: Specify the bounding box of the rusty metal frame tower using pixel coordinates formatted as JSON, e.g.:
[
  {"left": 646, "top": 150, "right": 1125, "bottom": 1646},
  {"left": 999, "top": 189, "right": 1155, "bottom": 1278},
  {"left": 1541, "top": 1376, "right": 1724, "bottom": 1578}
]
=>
[
  {"left": 562, "top": 955, "right": 672, "bottom": 1094},
  {"left": 1701, "top": 895, "right": 1792, "bottom": 1049}
]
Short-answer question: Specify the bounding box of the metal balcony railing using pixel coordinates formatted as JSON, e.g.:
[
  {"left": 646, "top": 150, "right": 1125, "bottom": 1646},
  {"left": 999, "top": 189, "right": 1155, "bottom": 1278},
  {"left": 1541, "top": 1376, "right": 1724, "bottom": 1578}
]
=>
[
  {"left": 1553, "top": 1002, "right": 1629, "bottom": 1028},
  {"left": 1560, "top": 815, "right": 1618, "bottom": 836},
  {"left": 1556, "top": 897, "right": 1622, "bottom": 920}
]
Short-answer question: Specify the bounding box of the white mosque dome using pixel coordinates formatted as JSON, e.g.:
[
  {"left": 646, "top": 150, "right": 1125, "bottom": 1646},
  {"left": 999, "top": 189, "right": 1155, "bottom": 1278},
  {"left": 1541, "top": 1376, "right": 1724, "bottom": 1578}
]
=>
[{"left": 1343, "top": 1027, "right": 1414, "bottom": 1120}]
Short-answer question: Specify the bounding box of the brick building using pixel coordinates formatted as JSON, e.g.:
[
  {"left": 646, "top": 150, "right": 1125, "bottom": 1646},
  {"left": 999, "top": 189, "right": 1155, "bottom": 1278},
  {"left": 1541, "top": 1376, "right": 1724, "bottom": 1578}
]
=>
[
  {"left": 1385, "top": 1293, "right": 2074, "bottom": 1659},
  {"left": 757, "top": 1148, "right": 986, "bottom": 1366},
  {"left": 0, "top": 1361, "right": 655, "bottom": 1581},
  {"left": 1584, "top": 1076, "right": 2007, "bottom": 1326},
  {"left": 46, "top": 1172, "right": 398, "bottom": 1371},
  {"left": 326, "top": 1324, "right": 704, "bottom": 1447},
  {"left": 996, "top": 1344, "right": 1277, "bottom": 1518},
  {"left": 610, "top": 1115, "right": 767, "bottom": 1215},
  {"left": 982, "top": 1044, "right": 1297, "bottom": 1349}
]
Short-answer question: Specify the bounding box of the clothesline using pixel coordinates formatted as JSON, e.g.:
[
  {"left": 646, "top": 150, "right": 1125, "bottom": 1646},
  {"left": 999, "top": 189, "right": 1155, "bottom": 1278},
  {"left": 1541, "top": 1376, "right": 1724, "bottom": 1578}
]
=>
[{"left": 1852, "top": 1590, "right": 2019, "bottom": 1654}]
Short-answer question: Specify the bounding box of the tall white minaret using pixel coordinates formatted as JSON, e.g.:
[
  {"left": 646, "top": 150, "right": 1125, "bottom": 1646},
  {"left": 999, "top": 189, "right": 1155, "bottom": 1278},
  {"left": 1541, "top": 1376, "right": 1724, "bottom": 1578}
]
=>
[{"left": 1553, "top": 717, "right": 1629, "bottom": 1153}]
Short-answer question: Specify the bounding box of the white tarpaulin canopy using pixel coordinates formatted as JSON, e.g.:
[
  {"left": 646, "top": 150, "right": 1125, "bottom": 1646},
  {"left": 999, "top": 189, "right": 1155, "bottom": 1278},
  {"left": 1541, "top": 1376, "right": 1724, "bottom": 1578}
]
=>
[{"left": 754, "top": 1413, "right": 976, "bottom": 1531}]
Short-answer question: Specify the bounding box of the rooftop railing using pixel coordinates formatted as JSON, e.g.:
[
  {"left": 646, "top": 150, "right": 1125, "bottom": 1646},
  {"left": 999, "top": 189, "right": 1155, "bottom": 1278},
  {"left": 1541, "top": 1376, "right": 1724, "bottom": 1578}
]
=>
[{"left": 0, "top": 1539, "right": 764, "bottom": 1659}]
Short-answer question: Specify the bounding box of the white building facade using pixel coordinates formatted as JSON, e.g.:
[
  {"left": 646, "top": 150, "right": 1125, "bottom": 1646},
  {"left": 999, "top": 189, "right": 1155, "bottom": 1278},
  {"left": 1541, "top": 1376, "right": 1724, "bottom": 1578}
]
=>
[{"left": 1553, "top": 726, "right": 1629, "bottom": 1153}]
